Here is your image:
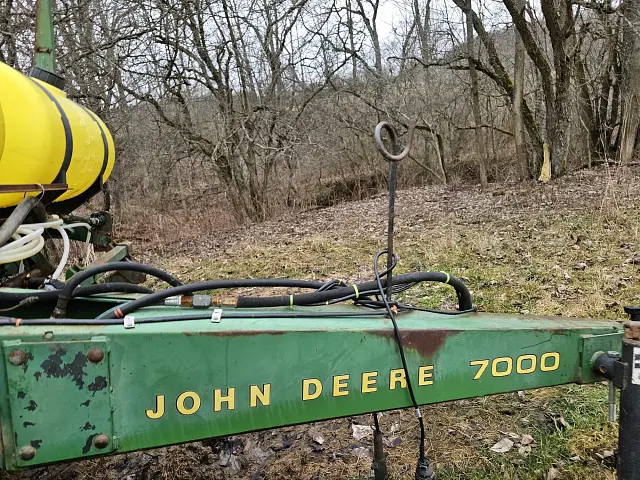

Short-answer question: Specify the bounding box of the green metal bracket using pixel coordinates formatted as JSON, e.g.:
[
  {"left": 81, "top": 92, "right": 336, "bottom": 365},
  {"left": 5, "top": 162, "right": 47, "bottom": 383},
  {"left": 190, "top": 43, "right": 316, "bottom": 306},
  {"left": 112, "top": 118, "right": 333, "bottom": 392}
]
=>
[
  {"left": 65, "top": 244, "right": 135, "bottom": 286},
  {"left": 0, "top": 337, "right": 114, "bottom": 468},
  {"left": 580, "top": 332, "right": 624, "bottom": 383}
]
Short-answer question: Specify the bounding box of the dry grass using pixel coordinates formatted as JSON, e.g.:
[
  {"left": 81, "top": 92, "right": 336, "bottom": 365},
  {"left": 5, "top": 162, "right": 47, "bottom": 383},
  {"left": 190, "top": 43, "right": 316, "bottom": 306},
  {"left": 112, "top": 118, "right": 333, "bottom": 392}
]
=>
[{"left": 8, "top": 164, "right": 640, "bottom": 479}]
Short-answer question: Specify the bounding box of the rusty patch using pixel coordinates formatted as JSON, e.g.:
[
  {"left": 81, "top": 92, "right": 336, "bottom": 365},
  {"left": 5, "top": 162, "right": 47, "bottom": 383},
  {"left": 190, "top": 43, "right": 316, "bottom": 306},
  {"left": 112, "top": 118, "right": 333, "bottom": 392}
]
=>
[
  {"left": 87, "top": 348, "right": 104, "bottom": 364},
  {"left": 624, "top": 321, "right": 640, "bottom": 341},
  {"left": 39, "top": 350, "right": 88, "bottom": 390},
  {"left": 17, "top": 391, "right": 25, "bottom": 399},
  {"left": 93, "top": 434, "right": 110, "bottom": 449},
  {"left": 17, "top": 445, "right": 36, "bottom": 461},
  {"left": 8, "top": 350, "right": 26, "bottom": 366},
  {"left": 30, "top": 439, "right": 42, "bottom": 449},
  {"left": 80, "top": 400, "right": 90, "bottom": 407},
  {"left": 25, "top": 400, "right": 37, "bottom": 411},
  {"left": 369, "top": 329, "right": 455, "bottom": 358},
  {"left": 22, "top": 422, "right": 35, "bottom": 428}
]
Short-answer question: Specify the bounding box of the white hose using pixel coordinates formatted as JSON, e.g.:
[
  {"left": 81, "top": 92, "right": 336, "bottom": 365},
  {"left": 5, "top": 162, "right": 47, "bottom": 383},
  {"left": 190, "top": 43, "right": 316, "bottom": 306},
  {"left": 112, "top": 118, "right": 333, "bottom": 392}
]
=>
[
  {"left": 0, "top": 217, "right": 90, "bottom": 281},
  {"left": 50, "top": 226, "right": 70, "bottom": 280}
]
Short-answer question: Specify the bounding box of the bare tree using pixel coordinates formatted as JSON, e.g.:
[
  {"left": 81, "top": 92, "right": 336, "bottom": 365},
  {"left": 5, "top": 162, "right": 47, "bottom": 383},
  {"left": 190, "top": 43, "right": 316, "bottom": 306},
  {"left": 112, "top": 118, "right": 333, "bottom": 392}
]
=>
[
  {"left": 463, "top": 0, "right": 489, "bottom": 187},
  {"left": 512, "top": 0, "right": 528, "bottom": 178},
  {"left": 619, "top": 0, "right": 640, "bottom": 163}
]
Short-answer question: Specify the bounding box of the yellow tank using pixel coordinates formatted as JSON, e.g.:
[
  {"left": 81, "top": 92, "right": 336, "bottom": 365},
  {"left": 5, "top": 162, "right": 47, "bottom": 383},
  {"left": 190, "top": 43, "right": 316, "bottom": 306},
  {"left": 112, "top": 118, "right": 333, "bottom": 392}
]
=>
[{"left": 0, "top": 61, "right": 115, "bottom": 208}]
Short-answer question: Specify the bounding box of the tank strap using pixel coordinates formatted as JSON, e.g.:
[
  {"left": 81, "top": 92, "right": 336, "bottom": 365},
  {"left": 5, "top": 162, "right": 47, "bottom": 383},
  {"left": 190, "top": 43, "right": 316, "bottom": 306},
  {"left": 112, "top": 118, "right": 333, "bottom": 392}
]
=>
[
  {"left": 28, "top": 79, "right": 73, "bottom": 186},
  {"left": 80, "top": 105, "right": 109, "bottom": 186},
  {"left": 48, "top": 105, "right": 110, "bottom": 214}
]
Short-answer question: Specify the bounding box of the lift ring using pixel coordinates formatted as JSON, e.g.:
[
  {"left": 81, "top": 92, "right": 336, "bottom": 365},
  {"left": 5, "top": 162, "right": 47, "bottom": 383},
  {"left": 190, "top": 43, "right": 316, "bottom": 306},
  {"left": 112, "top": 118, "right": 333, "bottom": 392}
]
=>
[{"left": 374, "top": 121, "right": 416, "bottom": 162}]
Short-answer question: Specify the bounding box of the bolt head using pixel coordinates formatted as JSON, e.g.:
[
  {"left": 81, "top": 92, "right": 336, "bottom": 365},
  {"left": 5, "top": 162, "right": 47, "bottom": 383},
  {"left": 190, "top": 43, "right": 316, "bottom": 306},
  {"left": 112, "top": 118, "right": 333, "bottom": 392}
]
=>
[
  {"left": 94, "top": 434, "right": 110, "bottom": 449},
  {"left": 8, "top": 350, "right": 26, "bottom": 366},
  {"left": 87, "top": 348, "right": 104, "bottom": 363},
  {"left": 18, "top": 445, "right": 36, "bottom": 461}
]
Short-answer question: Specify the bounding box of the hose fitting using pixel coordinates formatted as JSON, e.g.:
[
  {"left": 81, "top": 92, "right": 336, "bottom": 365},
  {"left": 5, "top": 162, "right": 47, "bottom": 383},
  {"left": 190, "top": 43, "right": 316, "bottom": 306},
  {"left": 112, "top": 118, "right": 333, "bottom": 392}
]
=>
[{"left": 415, "top": 458, "right": 436, "bottom": 480}]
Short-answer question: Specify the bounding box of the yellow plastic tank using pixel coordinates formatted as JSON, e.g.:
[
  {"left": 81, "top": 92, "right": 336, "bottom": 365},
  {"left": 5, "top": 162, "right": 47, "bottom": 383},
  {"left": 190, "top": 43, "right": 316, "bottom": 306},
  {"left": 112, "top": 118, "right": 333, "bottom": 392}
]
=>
[{"left": 0, "top": 61, "right": 115, "bottom": 208}]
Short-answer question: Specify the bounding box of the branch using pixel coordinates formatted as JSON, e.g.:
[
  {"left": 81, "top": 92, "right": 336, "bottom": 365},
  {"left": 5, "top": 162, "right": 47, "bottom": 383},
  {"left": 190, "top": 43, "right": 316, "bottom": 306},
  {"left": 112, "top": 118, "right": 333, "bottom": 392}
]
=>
[
  {"left": 387, "top": 55, "right": 502, "bottom": 84},
  {"left": 456, "top": 124, "right": 514, "bottom": 136},
  {"left": 571, "top": 0, "right": 618, "bottom": 13}
]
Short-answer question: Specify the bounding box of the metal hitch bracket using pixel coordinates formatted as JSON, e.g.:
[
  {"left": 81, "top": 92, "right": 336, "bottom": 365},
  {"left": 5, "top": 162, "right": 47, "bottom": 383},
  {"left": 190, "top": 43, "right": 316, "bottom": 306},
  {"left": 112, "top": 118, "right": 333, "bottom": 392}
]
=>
[{"left": 0, "top": 337, "right": 114, "bottom": 468}]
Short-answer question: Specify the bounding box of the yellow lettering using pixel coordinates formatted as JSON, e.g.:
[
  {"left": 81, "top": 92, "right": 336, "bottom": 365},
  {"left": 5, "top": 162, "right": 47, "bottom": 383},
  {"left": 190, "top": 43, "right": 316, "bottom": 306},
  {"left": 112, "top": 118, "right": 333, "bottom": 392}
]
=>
[
  {"left": 145, "top": 395, "right": 165, "bottom": 419},
  {"left": 418, "top": 365, "right": 434, "bottom": 386},
  {"left": 250, "top": 384, "right": 271, "bottom": 407},
  {"left": 541, "top": 352, "right": 560, "bottom": 371},
  {"left": 302, "top": 378, "right": 322, "bottom": 400},
  {"left": 176, "top": 391, "right": 201, "bottom": 415},
  {"left": 214, "top": 388, "right": 236, "bottom": 411},
  {"left": 491, "top": 357, "right": 513, "bottom": 377},
  {"left": 361, "top": 371, "right": 378, "bottom": 393},
  {"left": 390, "top": 369, "right": 407, "bottom": 389},
  {"left": 470, "top": 360, "right": 489, "bottom": 380},
  {"left": 516, "top": 354, "right": 537, "bottom": 374},
  {"left": 333, "top": 374, "right": 350, "bottom": 396}
]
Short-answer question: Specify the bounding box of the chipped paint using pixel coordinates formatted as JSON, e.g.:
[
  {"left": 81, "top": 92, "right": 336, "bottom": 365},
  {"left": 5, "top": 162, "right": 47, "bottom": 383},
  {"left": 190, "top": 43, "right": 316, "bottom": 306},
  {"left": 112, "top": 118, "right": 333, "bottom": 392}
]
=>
[{"left": 39, "top": 350, "right": 88, "bottom": 390}]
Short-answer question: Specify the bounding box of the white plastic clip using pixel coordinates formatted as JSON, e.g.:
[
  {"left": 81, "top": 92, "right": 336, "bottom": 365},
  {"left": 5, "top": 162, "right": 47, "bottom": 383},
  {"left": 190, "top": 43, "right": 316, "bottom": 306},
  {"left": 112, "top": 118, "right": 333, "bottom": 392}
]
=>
[
  {"left": 123, "top": 315, "right": 135, "bottom": 329},
  {"left": 211, "top": 308, "right": 223, "bottom": 323}
]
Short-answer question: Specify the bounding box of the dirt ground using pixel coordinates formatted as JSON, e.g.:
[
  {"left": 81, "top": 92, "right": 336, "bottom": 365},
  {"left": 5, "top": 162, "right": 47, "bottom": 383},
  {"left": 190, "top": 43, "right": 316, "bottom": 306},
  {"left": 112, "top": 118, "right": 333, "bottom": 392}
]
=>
[{"left": 6, "top": 164, "right": 640, "bottom": 480}]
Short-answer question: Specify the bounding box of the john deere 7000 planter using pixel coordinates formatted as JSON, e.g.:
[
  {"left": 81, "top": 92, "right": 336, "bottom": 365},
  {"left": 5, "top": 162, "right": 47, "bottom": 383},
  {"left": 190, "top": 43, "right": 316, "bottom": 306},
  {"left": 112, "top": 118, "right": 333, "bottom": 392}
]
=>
[{"left": 0, "top": 2, "right": 639, "bottom": 479}]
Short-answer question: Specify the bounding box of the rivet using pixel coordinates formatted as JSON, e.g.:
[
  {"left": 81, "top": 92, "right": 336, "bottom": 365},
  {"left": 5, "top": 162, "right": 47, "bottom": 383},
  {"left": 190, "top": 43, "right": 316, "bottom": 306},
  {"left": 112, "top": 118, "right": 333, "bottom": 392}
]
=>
[
  {"left": 87, "top": 348, "right": 104, "bottom": 363},
  {"left": 94, "top": 434, "right": 110, "bottom": 449},
  {"left": 18, "top": 445, "right": 36, "bottom": 461},
  {"left": 8, "top": 350, "right": 26, "bottom": 366}
]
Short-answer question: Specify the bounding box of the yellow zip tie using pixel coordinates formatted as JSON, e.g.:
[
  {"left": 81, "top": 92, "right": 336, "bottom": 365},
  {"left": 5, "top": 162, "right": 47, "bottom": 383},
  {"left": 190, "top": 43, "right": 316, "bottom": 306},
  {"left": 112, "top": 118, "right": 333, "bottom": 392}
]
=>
[
  {"left": 441, "top": 271, "right": 450, "bottom": 284},
  {"left": 289, "top": 295, "right": 294, "bottom": 309},
  {"left": 353, "top": 285, "right": 359, "bottom": 299}
]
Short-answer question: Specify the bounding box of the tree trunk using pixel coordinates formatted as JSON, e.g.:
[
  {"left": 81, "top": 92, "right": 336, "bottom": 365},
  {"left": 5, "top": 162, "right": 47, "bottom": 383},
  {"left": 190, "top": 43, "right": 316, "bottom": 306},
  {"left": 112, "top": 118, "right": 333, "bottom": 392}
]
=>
[
  {"left": 457, "top": 0, "right": 544, "bottom": 168},
  {"left": 347, "top": 0, "right": 358, "bottom": 82},
  {"left": 619, "top": 0, "right": 640, "bottom": 163},
  {"left": 541, "top": 0, "right": 574, "bottom": 175},
  {"left": 512, "top": 0, "right": 528, "bottom": 179},
  {"left": 575, "top": 53, "right": 597, "bottom": 160},
  {"left": 465, "top": 0, "right": 489, "bottom": 188}
]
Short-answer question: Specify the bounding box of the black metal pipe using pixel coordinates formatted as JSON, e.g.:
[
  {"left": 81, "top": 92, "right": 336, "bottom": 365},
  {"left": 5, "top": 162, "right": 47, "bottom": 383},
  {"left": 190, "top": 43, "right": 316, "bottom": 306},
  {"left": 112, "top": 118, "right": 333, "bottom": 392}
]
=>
[
  {"left": 0, "top": 197, "right": 40, "bottom": 246},
  {"left": 619, "top": 308, "right": 640, "bottom": 479},
  {"left": 386, "top": 161, "right": 397, "bottom": 302}
]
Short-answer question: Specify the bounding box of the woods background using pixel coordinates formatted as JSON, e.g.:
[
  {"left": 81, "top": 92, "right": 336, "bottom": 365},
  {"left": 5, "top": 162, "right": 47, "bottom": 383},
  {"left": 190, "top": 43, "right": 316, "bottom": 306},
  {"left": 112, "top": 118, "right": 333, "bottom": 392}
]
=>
[{"left": 1, "top": 0, "right": 638, "bottom": 226}]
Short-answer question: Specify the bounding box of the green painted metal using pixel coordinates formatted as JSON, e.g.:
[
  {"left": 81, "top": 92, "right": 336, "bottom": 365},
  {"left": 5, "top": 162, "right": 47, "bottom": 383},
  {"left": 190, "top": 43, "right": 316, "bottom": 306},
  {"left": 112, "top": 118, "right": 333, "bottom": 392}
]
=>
[
  {"left": 1, "top": 338, "right": 114, "bottom": 467},
  {"left": 65, "top": 245, "right": 131, "bottom": 286},
  {"left": 0, "top": 306, "right": 622, "bottom": 470},
  {"left": 34, "top": 0, "right": 56, "bottom": 73}
]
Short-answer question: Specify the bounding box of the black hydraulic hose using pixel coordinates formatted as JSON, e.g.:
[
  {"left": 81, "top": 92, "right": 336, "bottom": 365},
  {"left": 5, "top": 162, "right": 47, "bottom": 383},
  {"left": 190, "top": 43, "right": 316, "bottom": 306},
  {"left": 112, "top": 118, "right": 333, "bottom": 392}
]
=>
[
  {"left": 51, "top": 262, "right": 182, "bottom": 317},
  {"left": 101, "top": 278, "right": 331, "bottom": 319},
  {"left": 78, "top": 283, "right": 154, "bottom": 296},
  {"left": 0, "top": 282, "right": 154, "bottom": 308},
  {"left": 237, "top": 272, "right": 473, "bottom": 310},
  {"left": 0, "top": 197, "right": 40, "bottom": 247},
  {"left": 101, "top": 273, "right": 472, "bottom": 319}
]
